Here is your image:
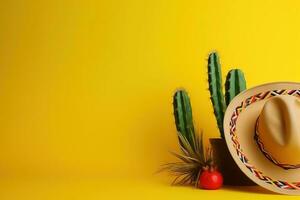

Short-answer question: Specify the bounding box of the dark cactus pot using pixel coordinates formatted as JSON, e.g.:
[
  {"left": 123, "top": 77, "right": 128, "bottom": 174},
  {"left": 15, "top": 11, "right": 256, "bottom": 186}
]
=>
[{"left": 210, "top": 138, "right": 255, "bottom": 186}]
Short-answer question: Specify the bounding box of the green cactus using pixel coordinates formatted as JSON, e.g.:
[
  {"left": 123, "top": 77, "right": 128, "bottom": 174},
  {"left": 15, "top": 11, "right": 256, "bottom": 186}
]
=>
[
  {"left": 225, "top": 69, "right": 246, "bottom": 106},
  {"left": 207, "top": 52, "right": 226, "bottom": 138},
  {"left": 207, "top": 52, "right": 247, "bottom": 138},
  {"left": 173, "top": 90, "right": 195, "bottom": 149}
]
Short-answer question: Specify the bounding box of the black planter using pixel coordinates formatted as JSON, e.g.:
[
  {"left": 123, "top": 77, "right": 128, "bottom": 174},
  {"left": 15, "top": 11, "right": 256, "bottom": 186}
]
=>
[{"left": 210, "top": 138, "right": 255, "bottom": 186}]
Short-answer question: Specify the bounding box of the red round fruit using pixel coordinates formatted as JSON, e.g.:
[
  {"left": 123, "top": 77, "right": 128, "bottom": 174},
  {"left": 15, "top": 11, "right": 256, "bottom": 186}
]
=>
[{"left": 198, "top": 169, "right": 223, "bottom": 190}]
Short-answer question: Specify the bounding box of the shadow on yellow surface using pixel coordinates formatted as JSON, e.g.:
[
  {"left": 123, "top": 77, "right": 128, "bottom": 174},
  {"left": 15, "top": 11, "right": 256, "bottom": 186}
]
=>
[{"left": 223, "top": 185, "right": 275, "bottom": 195}]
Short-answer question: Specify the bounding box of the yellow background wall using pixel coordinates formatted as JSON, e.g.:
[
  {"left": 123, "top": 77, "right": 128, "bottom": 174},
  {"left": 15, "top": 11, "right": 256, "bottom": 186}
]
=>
[{"left": 1, "top": 0, "right": 300, "bottom": 180}]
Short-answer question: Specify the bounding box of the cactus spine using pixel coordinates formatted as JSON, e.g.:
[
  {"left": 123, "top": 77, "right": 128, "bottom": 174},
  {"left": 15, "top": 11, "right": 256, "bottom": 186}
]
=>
[
  {"left": 173, "top": 90, "right": 195, "bottom": 149},
  {"left": 208, "top": 52, "right": 226, "bottom": 138},
  {"left": 225, "top": 69, "right": 246, "bottom": 106}
]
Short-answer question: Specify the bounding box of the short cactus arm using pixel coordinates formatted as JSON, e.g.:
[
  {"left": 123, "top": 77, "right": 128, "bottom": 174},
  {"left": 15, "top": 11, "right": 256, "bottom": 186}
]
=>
[
  {"left": 208, "top": 52, "right": 226, "bottom": 138},
  {"left": 173, "top": 90, "right": 195, "bottom": 148},
  {"left": 225, "top": 69, "right": 246, "bottom": 106}
]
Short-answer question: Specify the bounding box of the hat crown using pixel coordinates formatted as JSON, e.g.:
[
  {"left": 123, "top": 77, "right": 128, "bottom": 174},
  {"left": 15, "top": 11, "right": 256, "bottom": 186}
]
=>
[{"left": 257, "top": 95, "right": 300, "bottom": 166}]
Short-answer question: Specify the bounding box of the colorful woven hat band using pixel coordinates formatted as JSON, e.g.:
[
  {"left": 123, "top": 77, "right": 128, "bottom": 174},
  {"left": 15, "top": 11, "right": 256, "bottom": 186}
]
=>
[{"left": 254, "top": 118, "right": 300, "bottom": 170}]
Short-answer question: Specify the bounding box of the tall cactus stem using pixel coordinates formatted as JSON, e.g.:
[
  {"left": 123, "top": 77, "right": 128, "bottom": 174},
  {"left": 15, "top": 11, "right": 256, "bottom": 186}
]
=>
[{"left": 207, "top": 52, "right": 226, "bottom": 138}]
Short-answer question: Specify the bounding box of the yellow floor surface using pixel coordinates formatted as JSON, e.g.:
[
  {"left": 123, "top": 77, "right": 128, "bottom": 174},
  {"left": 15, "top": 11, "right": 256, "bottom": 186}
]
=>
[{"left": 0, "top": 177, "right": 298, "bottom": 200}]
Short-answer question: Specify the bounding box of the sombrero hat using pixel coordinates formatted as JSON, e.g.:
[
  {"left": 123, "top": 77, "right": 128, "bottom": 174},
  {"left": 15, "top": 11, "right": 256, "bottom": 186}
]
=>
[{"left": 224, "top": 82, "right": 300, "bottom": 195}]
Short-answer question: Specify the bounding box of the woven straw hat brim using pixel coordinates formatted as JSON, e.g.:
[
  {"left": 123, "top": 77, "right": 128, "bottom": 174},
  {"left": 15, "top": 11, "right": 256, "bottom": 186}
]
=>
[{"left": 224, "top": 82, "right": 300, "bottom": 195}]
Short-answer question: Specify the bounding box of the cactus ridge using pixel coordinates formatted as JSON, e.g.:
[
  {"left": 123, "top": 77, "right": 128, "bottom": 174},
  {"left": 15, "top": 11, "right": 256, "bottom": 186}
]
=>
[
  {"left": 173, "top": 90, "right": 195, "bottom": 149},
  {"left": 207, "top": 52, "right": 226, "bottom": 138},
  {"left": 225, "top": 69, "right": 246, "bottom": 106}
]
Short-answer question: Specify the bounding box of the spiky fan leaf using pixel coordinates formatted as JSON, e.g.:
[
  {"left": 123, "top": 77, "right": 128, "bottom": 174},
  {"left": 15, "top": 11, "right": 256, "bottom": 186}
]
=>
[{"left": 161, "top": 131, "right": 213, "bottom": 186}]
